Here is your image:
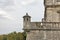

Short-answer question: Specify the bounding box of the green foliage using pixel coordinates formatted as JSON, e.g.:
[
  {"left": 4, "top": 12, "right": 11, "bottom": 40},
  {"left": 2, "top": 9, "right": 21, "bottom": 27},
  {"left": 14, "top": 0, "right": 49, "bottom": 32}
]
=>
[
  {"left": 0, "top": 32, "right": 26, "bottom": 40},
  {"left": 0, "top": 35, "right": 3, "bottom": 40},
  {"left": 3, "top": 36, "right": 7, "bottom": 40}
]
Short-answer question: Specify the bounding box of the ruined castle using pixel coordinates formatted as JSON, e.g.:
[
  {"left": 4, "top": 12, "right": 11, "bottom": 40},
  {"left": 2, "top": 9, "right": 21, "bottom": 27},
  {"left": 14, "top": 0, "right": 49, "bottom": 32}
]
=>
[{"left": 23, "top": 0, "right": 60, "bottom": 40}]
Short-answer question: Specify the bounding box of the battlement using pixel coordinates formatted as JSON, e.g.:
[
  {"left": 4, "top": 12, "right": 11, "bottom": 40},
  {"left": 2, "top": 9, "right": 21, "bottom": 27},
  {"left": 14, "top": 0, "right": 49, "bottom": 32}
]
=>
[
  {"left": 44, "top": 0, "right": 60, "bottom": 7},
  {"left": 23, "top": 22, "right": 60, "bottom": 30}
]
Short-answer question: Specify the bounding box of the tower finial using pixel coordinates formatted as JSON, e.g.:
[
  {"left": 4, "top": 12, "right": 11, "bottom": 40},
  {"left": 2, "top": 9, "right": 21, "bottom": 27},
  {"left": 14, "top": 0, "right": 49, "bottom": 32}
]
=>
[
  {"left": 26, "top": 13, "right": 28, "bottom": 16},
  {"left": 23, "top": 12, "right": 31, "bottom": 18}
]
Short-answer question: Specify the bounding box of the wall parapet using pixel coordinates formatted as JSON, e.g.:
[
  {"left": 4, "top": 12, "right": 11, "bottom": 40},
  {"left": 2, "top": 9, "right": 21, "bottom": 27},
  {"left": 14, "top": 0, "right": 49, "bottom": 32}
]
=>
[{"left": 23, "top": 22, "right": 60, "bottom": 30}]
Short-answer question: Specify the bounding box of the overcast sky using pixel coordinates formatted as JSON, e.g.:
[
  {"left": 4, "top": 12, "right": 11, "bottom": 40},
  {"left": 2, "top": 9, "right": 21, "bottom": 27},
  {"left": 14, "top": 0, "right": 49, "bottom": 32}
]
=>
[{"left": 0, "top": 0, "right": 44, "bottom": 34}]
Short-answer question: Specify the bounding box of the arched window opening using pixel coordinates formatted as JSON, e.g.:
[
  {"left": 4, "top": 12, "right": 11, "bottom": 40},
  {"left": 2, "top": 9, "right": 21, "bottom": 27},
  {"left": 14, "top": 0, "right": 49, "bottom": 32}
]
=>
[{"left": 27, "top": 18, "right": 28, "bottom": 21}]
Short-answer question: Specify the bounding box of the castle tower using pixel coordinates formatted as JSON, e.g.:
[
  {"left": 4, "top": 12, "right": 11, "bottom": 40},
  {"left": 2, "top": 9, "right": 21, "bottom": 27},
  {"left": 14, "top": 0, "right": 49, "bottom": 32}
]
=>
[
  {"left": 44, "top": 0, "right": 60, "bottom": 22},
  {"left": 23, "top": 13, "right": 31, "bottom": 31}
]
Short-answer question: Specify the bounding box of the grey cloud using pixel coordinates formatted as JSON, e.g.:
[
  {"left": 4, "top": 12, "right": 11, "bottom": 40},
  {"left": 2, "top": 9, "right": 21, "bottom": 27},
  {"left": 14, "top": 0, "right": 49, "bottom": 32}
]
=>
[
  {"left": 0, "top": 0, "right": 15, "bottom": 9},
  {"left": 21, "top": 0, "right": 41, "bottom": 6},
  {"left": 0, "top": 0, "right": 44, "bottom": 34}
]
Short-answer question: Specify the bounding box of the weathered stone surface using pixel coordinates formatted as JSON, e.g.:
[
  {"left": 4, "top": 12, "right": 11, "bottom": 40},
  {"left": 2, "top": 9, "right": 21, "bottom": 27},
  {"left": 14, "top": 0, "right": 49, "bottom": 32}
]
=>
[{"left": 46, "top": 7, "right": 60, "bottom": 22}]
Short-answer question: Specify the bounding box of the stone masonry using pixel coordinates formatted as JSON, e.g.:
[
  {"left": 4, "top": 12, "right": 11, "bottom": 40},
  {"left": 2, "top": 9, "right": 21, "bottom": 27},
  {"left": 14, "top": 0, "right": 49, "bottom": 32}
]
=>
[{"left": 23, "top": 0, "right": 60, "bottom": 40}]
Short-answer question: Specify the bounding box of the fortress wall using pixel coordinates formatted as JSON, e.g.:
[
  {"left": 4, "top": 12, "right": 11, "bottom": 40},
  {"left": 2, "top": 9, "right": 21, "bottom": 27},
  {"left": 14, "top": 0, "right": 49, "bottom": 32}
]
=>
[{"left": 26, "top": 30, "right": 60, "bottom": 40}]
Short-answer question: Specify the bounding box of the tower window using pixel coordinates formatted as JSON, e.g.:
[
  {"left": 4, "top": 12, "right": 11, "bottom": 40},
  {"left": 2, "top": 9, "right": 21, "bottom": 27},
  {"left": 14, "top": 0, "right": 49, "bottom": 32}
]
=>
[
  {"left": 27, "top": 18, "right": 28, "bottom": 21},
  {"left": 57, "top": 0, "right": 60, "bottom": 2}
]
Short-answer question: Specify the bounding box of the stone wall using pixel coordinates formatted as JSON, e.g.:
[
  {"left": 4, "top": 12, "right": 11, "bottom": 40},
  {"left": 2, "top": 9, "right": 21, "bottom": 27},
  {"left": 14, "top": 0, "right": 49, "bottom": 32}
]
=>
[
  {"left": 26, "top": 30, "right": 60, "bottom": 40},
  {"left": 45, "top": 0, "right": 60, "bottom": 6},
  {"left": 26, "top": 30, "right": 44, "bottom": 40},
  {"left": 46, "top": 7, "right": 60, "bottom": 22},
  {"left": 46, "top": 31, "right": 60, "bottom": 40},
  {"left": 45, "top": 0, "right": 53, "bottom": 6}
]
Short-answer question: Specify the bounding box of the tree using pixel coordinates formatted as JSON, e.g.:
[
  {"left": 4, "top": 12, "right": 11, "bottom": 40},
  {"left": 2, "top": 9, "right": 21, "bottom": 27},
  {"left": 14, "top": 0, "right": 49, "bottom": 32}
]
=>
[
  {"left": 0, "top": 35, "right": 3, "bottom": 40},
  {"left": 3, "top": 35, "right": 7, "bottom": 40},
  {"left": 0, "top": 32, "right": 26, "bottom": 40}
]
